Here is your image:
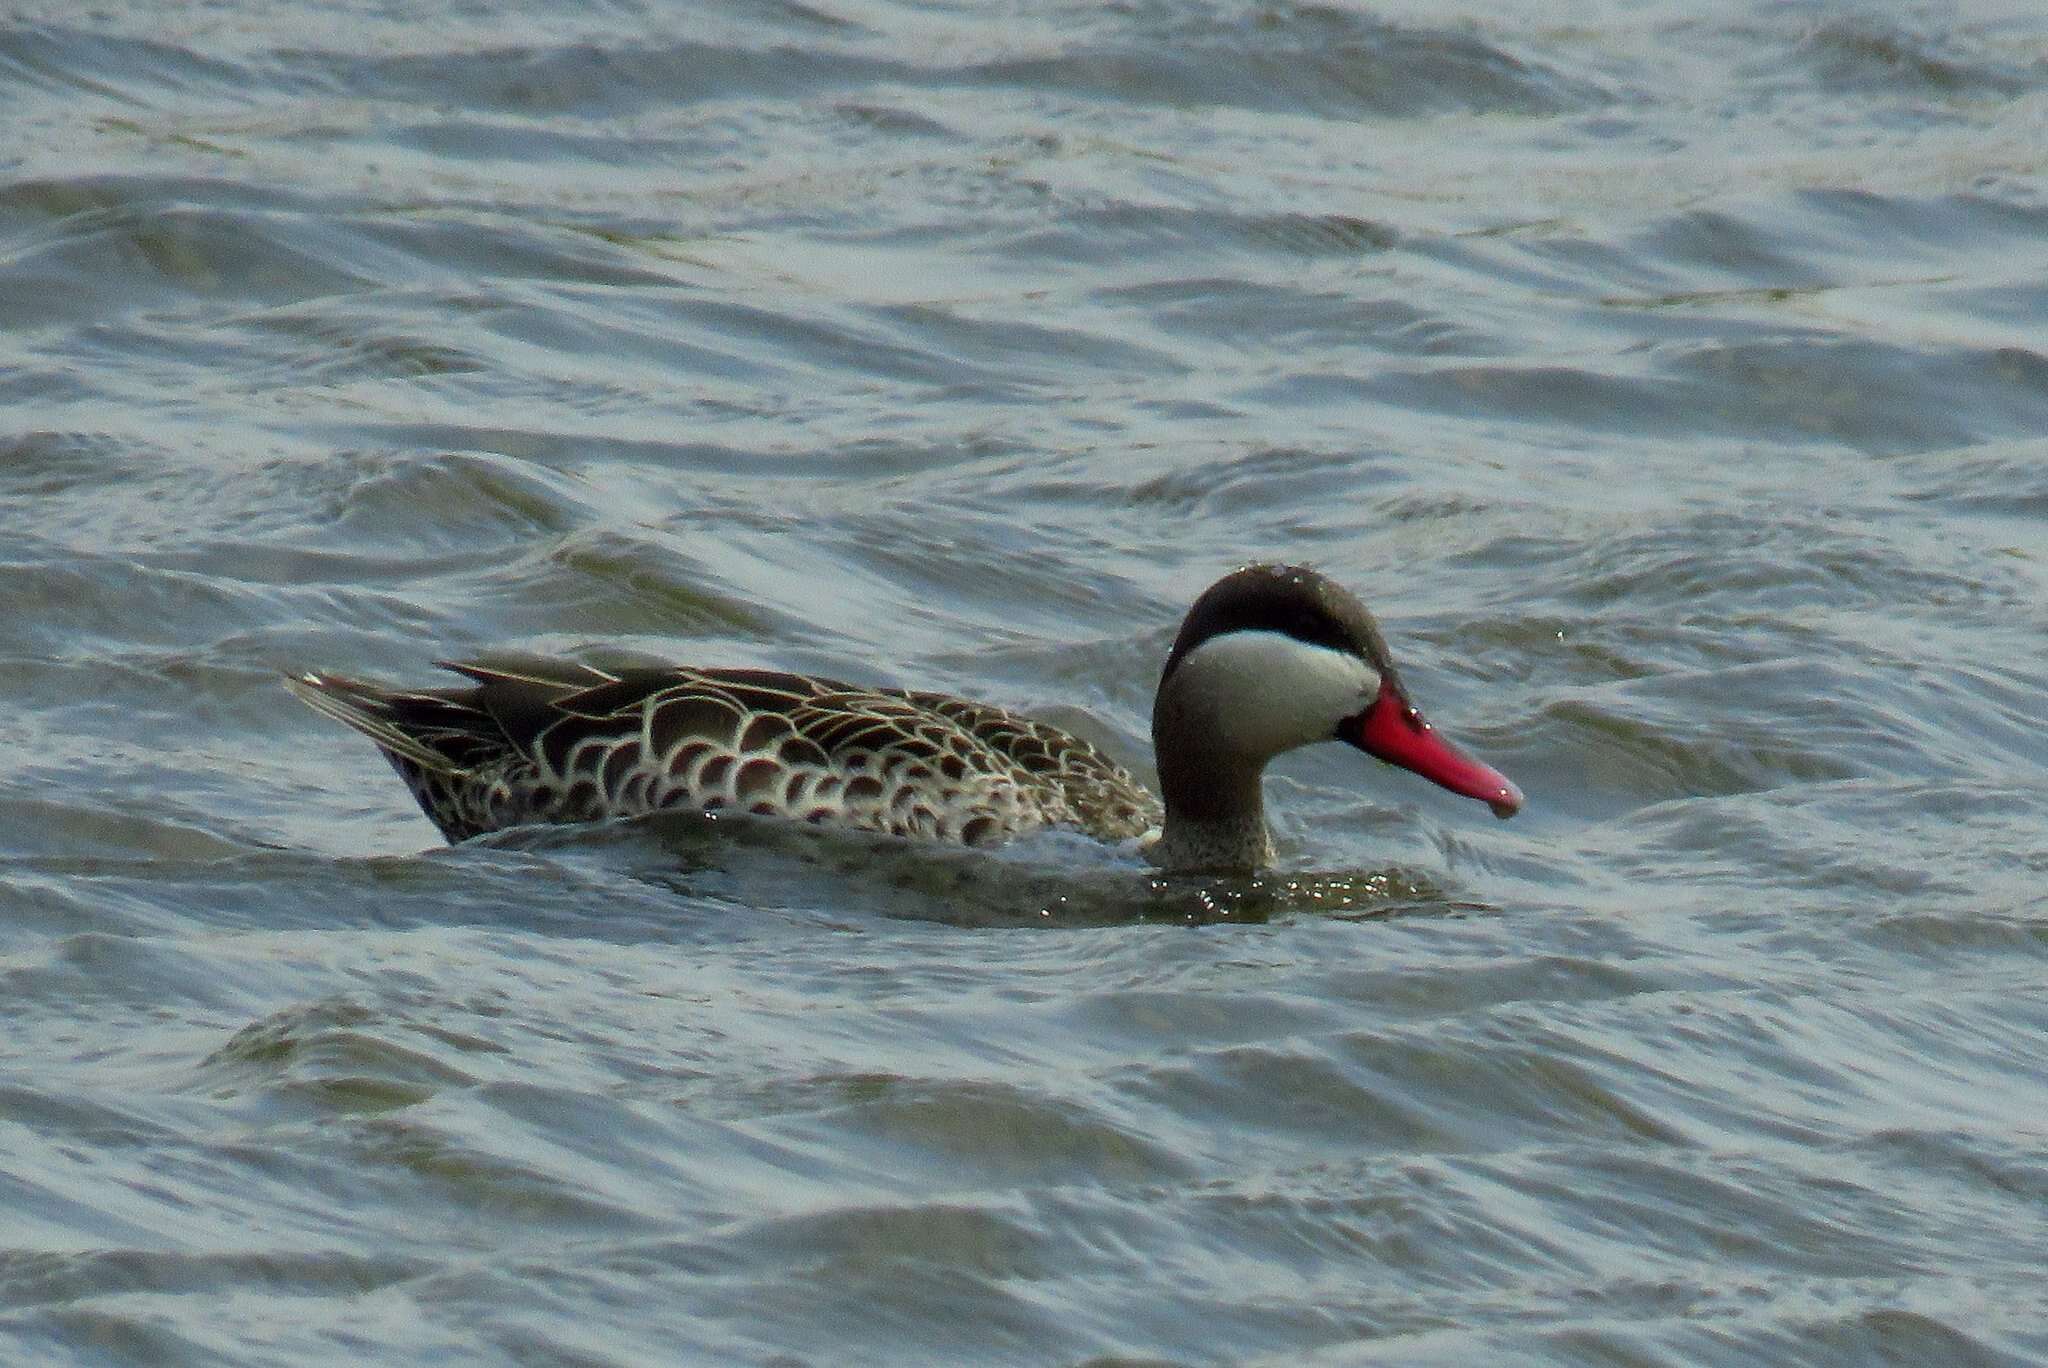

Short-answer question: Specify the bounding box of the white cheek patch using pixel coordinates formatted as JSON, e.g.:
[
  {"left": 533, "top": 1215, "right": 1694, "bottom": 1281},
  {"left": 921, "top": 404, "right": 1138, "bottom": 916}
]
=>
[{"left": 1169, "top": 630, "right": 1380, "bottom": 759}]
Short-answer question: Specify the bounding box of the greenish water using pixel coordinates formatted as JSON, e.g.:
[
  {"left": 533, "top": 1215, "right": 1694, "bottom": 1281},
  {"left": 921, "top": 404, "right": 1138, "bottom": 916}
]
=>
[{"left": 4, "top": 1, "right": 2048, "bottom": 1364}]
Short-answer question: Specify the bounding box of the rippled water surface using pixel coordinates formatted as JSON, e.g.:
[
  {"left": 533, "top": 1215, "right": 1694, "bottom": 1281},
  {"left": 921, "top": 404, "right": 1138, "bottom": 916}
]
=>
[{"left": 6, "top": 0, "right": 2048, "bottom": 1363}]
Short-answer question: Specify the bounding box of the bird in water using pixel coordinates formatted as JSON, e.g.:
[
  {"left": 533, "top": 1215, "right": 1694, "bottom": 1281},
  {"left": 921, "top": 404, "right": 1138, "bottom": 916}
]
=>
[{"left": 290, "top": 564, "right": 1522, "bottom": 872}]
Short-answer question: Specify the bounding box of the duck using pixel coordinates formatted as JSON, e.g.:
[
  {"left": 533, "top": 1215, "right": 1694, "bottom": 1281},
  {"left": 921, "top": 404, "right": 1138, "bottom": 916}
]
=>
[{"left": 289, "top": 564, "right": 1522, "bottom": 871}]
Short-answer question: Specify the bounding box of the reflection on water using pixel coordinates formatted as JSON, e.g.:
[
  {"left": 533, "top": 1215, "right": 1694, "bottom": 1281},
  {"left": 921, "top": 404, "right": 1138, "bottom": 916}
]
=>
[
  {"left": 5, "top": 0, "right": 2048, "bottom": 1363},
  {"left": 494, "top": 808, "right": 1460, "bottom": 926}
]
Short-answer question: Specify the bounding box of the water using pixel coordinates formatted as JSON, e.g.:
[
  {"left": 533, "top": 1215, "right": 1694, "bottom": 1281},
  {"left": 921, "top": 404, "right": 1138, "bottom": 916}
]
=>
[{"left": 5, "top": 0, "right": 2048, "bottom": 1362}]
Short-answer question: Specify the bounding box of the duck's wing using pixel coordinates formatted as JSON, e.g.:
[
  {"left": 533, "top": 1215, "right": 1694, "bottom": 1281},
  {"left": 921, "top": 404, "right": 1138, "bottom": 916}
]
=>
[{"left": 292, "top": 661, "right": 1157, "bottom": 844}]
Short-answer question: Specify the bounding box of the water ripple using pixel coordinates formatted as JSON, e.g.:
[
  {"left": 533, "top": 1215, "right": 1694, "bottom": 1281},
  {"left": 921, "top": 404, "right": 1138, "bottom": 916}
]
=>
[{"left": 7, "top": 0, "right": 2048, "bottom": 1363}]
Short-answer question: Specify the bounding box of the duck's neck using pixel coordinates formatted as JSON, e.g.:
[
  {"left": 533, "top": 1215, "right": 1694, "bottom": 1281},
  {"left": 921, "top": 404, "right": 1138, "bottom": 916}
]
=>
[
  {"left": 1148, "top": 801, "right": 1274, "bottom": 872},
  {"left": 1150, "top": 685, "right": 1275, "bottom": 873}
]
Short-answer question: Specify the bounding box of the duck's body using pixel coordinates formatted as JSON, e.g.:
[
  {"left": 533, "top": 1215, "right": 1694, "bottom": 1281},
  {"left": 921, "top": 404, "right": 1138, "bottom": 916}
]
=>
[
  {"left": 292, "top": 565, "right": 1521, "bottom": 871},
  {"left": 290, "top": 660, "right": 1159, "bottom": 848}
]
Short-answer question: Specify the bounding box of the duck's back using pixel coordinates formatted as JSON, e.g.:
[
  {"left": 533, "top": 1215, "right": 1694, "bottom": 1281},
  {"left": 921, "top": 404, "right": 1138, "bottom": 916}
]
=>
[{"left": 291, "top": 660, "right": 1159, "bottom": 846}]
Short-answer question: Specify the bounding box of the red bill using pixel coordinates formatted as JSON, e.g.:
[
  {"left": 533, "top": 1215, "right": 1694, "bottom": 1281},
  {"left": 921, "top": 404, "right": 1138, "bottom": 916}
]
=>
[{"left": 1342, "top": 686, "right": 1523, "bottom": 819}]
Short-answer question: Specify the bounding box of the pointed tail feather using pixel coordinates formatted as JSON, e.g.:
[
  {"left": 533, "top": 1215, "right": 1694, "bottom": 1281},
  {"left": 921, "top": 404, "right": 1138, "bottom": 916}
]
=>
[{"left": 285, "top": 672, "right": 469, "bottom": 775}]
